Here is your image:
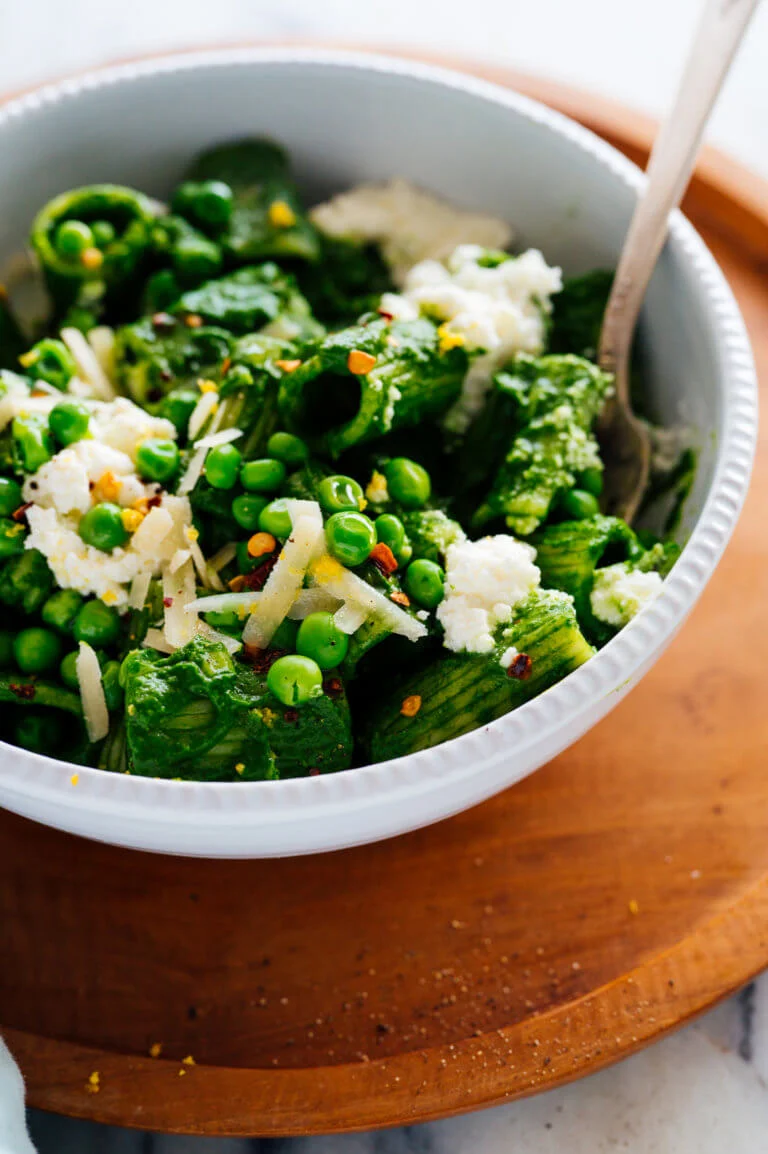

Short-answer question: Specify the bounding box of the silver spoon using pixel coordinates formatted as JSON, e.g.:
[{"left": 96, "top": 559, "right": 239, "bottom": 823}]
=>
[{"left": 598, "top": 0, "right": 759, "bottom": 523}]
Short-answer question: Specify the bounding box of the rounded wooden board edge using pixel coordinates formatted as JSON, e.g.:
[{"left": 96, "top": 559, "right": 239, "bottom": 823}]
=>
[
  {"left": 4, "top": 48, "right": 768, "bottom": 1136},
  {"left": 8, "top": 873, "right": 768, "bottom": 1136}
]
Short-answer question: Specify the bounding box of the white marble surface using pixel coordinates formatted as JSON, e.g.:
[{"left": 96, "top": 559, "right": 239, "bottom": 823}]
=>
[{"left": 3, "top": 0, "right": 768, "bottom": 1150}]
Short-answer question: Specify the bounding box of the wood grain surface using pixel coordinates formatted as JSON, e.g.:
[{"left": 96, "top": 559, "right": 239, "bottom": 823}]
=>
[{"left": 2, "top": 56, "right": 767, "bottom": 1137}]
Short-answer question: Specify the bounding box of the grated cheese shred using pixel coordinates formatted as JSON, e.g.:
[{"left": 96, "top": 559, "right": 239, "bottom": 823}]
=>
[{"left": 76, "top": 641, "right": 110, "bottom": 742}]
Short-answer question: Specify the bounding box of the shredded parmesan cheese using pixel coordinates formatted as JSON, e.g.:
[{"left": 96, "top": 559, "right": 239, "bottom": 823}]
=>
[
  {"left": 128, "top": 571, "right": 152, "bottom": 611},
  {"left": 242, "top": 501, "right": 325, "bottom": 648},
  {"left": 177, "top": 444, "right": 208, "bottom": 496},
  {"left": 168, "top": 548, "right": 192, "bottom": 574},
  {"left": 333, "top": 602, "right": 369, "bottom": 634},
  {"left": 76, "top": 641, "right": 110, "bottom": 742},
  {"left": 142, "top": 628, "right": 175, "bottom": 654},
  {"left": 163, "top": 558, "right": 197, "bottom": 648},
  {"left": 195, "top": 620, "right": 242, "bottom": 655},
  {"left": 60, "top": 327, "right": 115, "bottom": 400},
  {"left": 187, "top": 390, "right": 219, "bottom": 441},
  {"left": 193, "top": 427, "right": 243, "bottom": 451},
  {"left": 208, "top": 542, "right": 237, "bottom": 573},
  {"left": 309, "top": 557, "right": 426, "bottom": 642},
  {"left": 87, "top": 326, "right": 116, "bottom": 381},
  {"left": 186, "top": 591, "right": 261, "bottom": 616},
  {"left": 286, "top": 587, "right": 342, "bottom": 620}
]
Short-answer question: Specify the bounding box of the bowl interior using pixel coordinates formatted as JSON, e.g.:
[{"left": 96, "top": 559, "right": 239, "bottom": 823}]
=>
[{"left": 0, "top": 52, "right": 719, "bottom": 543}]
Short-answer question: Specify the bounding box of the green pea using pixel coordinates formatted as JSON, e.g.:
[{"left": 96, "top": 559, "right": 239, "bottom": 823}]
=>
[
  {"left": 271, "top": 617, "right": 299, "bottom": 651},
  {"left": 15, "top": 711, "right": 60, "bottom": 754},
  {"left": 157, "top": 388, "right": 198, "bottom": 438},
  {"left": 579, "top": 467, "right": 604, "bottom": 497},
  {"left": 101, "top": 660, "right": 124, "bottom": 711},
  {"left": 54, "top": 219, "right": 94, "bottom": 260},
  {"left": 12, "top": 414, "right": 54, "bottom": 473},
  {"left": 258, "top": 498, "right": 293, "bottom": 540},
  {"left": 73, "top": 599, "right": 121, "bottom": 646},
  {"left": 91, "top": 220, "right": 116, "bottom": 248},
  {"left": 296, "top": 611, "right": 349, "bottom": 671},
  {"left": 78, "top": 502, "right": 129, "bottom": 552},
  {"left": 562, "top": 488, "right": 600, "bottom": 520},
  {"left": 266, "top": 431, "right": 309, "bottom": 467},
  {"left": 172, "top": 180, "right": 234, "bottom": 231},
  {"left": 384, "top": 457, "right": 431, "bottom": 509},
  {"left": 325, "top": 511, "right": 376, "bottom": 568},
  {"left": 136, "top": 438, "right": 180, "bottom": 483},
  {"left": 49, "top": 399, "right": 91, "bottom": 447},
  {"left": 231, "top": 493, "right": 268, "bottom": 531},
  {"left": 375, "top": 514, "right": 409, "bottom": 563},
  {"left": 0, "top": 518, "right": 27, "bottom": 557},
  {"left": 19, "top": 338, "right": 77, "bottom": 391},
  {"left": 13, "top": 627, "right": 62, "bottom": 674},
  {"left": 172, "top": 234, "right": 222, "bottom": 281},
  {"left": 0, "top": 478, "right": 22, "bottom": 517},
  {"left": 41, "top": 589, "right": 85, "bottom": 634},
  {"left": 240, "top": 458, "right": 287, "bottom": 494},
  {"left": 317, "top": 475, "right": 365, "bottom": 516},
  {"left": 266, "top": 654, "right": 323, "bottom": 706},
  {"left": 0, "top": 630, "right": 14, "bottom": 668},
  {"left": 60, "top": 650, "right": 80, "bottom": 690},
  {"left": 205, "top": 443, "right": 243, "bottom": 490},
  {"left": 404, "top": 559, "right": 445, "bottom": 609}
]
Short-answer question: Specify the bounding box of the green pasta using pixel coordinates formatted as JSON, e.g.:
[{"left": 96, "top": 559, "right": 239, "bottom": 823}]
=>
[
  {"left": 173, "top": 263, "right": 323, "bottom": 340},
  {"left": 366, "top": 589, "right": 594, "bottom": 761},
  {"left": 278, "top": 316, "right": 467, "bottom": 456},
  {"left": 473, "top": 353, "right": 612, "bottom": 536},
  {"left": 30, "top": 184, "right": 161, "bottom": 317},
  {"left": 114, "top": 314, "right": 232, "bottom": 405},
  {"left": 185, "top": 139, "right": 320, "bottom": 264},
  {"left": 534, "top": 515, "right": 677, "bottom": 645}
]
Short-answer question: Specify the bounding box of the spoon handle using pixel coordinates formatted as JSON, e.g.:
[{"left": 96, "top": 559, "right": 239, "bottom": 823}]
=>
[{"left": 599, "top": 0, "right": 760, "bottom": 389}]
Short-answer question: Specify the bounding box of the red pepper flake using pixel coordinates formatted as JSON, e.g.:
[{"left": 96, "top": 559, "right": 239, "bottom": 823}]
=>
[
  {"left": 221, "top": 356, "right": 232, "bottom": 374},
  {"left": 163, "top": 596, "right": 174, "bottom": 608},
  {"left": 147, "top": 493, "right": 163, "bottom": 509},
  {"left": 369, "top": 542, "right": 398, "bottom": 576},
  {"left": 390, "top": 590, "right": 410, "bottom": 608},
  {"left": 507, "top": 653, "right": 532, "bottom": 680},
  {"left": 323, "top": 676, "right": 343, "bottom": 699},
  {"left": 400, "top": 695, "right": 422, "bottom": 718},
  {"left": 11, "top": 502, "right": 32, "bottom": 524},
  {"left": 151, "top": 311, "right": 176, "bottom": 331},
  {"left": 229, "top": 554, "right": 278, "bottom": 593},
  {"left": 9, "top": 682, "right": 35, "bottom": 701},
  {"left": 242, "top": 645, "right": 286, "bottom": 674},
  {"left": 377, "top": 307, "right": 395, "bottom": 321},
  {"left": 284, "top": 708, "right": 299, "bottom": 724},
  {"left": 347, "top": 349, "right": 377, "bottom": 375},
  {"left": 309, "top": 768, "right": 321, "bottom": 777},
  {"left": 275, "top": 358, "right": 302, "bottom": 373},
  {"left": 184, "top": 313, "right": 203, "bottom": 329}
]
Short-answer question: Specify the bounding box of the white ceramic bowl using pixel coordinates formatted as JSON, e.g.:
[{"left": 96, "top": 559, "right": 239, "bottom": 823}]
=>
[{"left": 0, "top": 48, "right": 756, "bottom": 857}]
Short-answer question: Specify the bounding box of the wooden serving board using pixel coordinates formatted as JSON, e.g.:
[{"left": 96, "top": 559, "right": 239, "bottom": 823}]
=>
[{"left": 2, "top": 58, "right": 768, "bottom": 1138}]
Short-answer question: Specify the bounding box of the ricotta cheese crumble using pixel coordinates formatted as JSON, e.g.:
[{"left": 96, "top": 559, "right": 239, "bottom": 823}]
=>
[
  {"left": 382, "top": 244, "right": 562, "bottom": 432},
  {"left": 310, "top": 180, "right": 513, "bottom": 286},
  {"left": 590, "top": 563, "right": 663, "bottom": 627},
  {"left": 437, "top": 535, "right": 541, "bottom": 655}
]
